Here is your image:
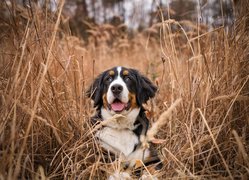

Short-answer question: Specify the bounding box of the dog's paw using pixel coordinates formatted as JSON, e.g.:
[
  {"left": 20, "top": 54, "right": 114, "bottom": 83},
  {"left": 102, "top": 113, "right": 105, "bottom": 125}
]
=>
[
  {"left": 108, "top": 170, "right": 131, "bottom": 180},
  {"left": 139, "top": 172, "right": 158, "bottom": 180}
]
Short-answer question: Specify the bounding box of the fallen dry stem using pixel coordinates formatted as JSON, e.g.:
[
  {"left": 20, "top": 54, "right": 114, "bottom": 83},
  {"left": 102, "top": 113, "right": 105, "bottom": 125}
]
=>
[
  {"left": 197, "top": 108, "right": 233, "bottom": 179},
  {"left": 147, "top": 98, "right": 182, "bottom": 140},
  {"left": 232, "top": 130, "right": 249, "bottom": 168}
]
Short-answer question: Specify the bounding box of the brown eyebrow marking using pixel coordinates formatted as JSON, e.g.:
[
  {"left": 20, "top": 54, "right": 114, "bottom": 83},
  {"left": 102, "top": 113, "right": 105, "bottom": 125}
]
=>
[
  {"left": 109, "top": 70, "right": 115, "bottom": 76},
  {"left": 123, "top": 70, "right": 129, "bottom": 76}
]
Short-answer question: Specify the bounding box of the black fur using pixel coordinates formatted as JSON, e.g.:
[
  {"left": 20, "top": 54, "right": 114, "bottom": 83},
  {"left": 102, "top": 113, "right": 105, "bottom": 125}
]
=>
[
  {"left": 86, "top": 70, "right": 107, "bottom": 110},
  {"left": 87, "top": 67, "right": 157, "bottom": 132},
  {"left": 87, "top": 67, "right": 157, "bottom": 109},
  {"left": 87, "top": 66, "right": 161, "bottom": 171},
  {"left": 129, "top": 69, "right": 157, "bottom": 106}
]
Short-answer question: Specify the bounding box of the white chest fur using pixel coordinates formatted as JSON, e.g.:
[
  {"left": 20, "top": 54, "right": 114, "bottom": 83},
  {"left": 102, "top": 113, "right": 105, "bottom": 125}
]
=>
[
  {"left": 96, "top": 127, "right": 138, "bottom": 156},
  {"left": 95, "top": 108, "right": 150, "bottom": 165},
  {"left": 97, "top": 108, "right": 140, "bottom": 156}
]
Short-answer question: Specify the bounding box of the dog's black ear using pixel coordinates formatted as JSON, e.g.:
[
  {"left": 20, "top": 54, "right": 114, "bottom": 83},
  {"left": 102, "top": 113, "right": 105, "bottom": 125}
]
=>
[
  {"left": 134, "top": 70, "right": 157, "bottom": 105},
  {"left": 86, "top": 72, "right": 105, "bottom": 109}
]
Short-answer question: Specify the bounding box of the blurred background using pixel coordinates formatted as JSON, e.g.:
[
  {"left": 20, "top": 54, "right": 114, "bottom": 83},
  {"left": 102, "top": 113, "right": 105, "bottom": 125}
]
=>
[{"left": 10, "top": 0, "right": 235, "bottom": 39}]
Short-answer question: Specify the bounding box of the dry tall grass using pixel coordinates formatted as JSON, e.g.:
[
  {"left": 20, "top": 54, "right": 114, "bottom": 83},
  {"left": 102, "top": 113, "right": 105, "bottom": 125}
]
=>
[{"left": 0, "top": 1, "right": 248, "bottom": 179}]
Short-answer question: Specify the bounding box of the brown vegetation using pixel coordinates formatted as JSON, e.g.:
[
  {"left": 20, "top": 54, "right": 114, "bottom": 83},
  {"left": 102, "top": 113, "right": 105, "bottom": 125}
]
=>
[{"left": 0, "top": 1, "right": 248, "bottom": 179}]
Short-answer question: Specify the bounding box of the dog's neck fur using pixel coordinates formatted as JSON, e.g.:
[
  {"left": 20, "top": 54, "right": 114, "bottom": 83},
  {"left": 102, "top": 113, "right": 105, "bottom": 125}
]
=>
[{"left": 100, "top": 107, "right": 141, "bottom": 130}]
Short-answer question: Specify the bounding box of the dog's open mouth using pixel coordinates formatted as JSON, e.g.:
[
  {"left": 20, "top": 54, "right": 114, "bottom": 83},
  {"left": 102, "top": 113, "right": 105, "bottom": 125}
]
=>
[{"left": 110, "top": 99, "right": 128, "bottom": 112}]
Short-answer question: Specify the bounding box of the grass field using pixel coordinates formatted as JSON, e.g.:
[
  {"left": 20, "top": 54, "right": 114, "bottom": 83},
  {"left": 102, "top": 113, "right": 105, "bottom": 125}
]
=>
[{"left": 0, "top": 1, "right": 248, "bottom": 179}]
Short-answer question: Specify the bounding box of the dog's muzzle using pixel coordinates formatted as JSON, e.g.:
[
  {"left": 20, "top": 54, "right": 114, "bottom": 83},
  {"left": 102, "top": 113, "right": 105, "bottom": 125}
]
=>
[
  {"left": 111, "top": 84, "right": 123, "bottom": 97},
  {"left": 108, "top": 84, "right": 130, "bottom": 112}
]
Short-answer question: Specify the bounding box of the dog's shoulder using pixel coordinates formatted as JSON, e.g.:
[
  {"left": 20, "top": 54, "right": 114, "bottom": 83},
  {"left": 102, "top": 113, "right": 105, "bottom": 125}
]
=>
[
  {"left": 90, "top": 110, "right": 102, "bottom": 125},
  {"left": 132, "top": 108, "right": 149, "bottom": 136}
]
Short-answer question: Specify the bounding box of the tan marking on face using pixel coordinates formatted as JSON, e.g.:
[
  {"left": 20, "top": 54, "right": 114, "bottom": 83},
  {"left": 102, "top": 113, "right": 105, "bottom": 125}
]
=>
[
  {"left": 129, "top": 93, "right": 137, "bottom": 108},
  {"left": 109, "top": 70, "right": 115, "bottom": 76},
  {"left": 123, "top": 70, "right": 129, "bottom": 76},
  {"left": 102, "top": 93, "right": 108, "bottom": 108}
]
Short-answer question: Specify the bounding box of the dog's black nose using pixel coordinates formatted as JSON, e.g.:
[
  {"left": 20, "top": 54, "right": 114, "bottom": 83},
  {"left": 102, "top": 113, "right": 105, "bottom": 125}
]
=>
[{"left": 111, "top": 84, "right": 123, "bottom": 94}]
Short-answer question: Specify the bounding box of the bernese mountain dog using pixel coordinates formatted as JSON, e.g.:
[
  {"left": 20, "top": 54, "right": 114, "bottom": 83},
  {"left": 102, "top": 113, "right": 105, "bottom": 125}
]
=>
[{"left": 87, "top": 66, "right": 162, "bottom": 172}]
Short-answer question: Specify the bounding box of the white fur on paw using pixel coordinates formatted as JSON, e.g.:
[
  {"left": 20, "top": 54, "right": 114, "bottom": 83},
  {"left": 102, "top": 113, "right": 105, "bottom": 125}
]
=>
[
  {"left": 108, "top": 171, "right": 131, "bottom": 180},
  {"left": 139, "top": 172, "right": 158, "bottom": 180}
]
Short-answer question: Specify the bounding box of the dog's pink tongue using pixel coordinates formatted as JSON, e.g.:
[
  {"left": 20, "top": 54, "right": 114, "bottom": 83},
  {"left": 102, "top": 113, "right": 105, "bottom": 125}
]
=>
[{"left": 111, "top": 102, "right": 125, "bottom": 111}]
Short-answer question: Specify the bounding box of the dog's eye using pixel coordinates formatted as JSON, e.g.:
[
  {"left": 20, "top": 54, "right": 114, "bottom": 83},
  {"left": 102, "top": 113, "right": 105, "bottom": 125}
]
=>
[
  {"left": 124, "top": 76, "right": 131, "bottom": 82},
  {"left": 106, "top": 76, "right": 113, "bottom": 82}
]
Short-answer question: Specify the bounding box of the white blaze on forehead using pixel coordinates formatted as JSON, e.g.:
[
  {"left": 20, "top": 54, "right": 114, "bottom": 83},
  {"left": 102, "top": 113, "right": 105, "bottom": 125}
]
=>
[
  {"left": 106, "top": 67, "right": 129, "bottom": 104},
  {"left": 117, "top": 66, "right": 122, "bottom": 76},
  {"left": 117, "top": 66, "right": 122, "bottom": 77}
]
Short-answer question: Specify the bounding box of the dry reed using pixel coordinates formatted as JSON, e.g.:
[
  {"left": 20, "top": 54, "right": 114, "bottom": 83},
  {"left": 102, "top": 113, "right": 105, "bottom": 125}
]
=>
[{"left": 0, "top": 1, "right": 248, "bottom": 179}]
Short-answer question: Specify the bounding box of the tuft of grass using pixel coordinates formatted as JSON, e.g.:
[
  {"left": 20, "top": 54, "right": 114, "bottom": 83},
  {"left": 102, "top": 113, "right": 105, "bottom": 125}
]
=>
[{"left": 0, "top": 1, "right": 248, "bottom": 179}]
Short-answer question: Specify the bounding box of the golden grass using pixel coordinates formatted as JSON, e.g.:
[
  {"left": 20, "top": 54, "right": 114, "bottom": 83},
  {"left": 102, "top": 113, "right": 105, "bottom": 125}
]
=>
[{"left": 0, "top": 1, "right": 248, "bottom": 179}]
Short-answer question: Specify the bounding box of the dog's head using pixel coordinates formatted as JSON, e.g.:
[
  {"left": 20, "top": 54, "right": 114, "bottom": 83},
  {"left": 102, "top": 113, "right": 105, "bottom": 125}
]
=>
[{"left": 87, "top": 66, "right": 157, "bottom": 115}]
